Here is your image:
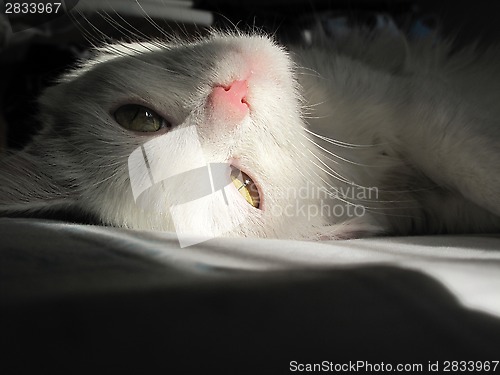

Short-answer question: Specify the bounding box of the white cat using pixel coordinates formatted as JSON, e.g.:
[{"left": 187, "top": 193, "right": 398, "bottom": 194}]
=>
[{"left": 1, "top": 29, "right": 500, "bottom": 240}]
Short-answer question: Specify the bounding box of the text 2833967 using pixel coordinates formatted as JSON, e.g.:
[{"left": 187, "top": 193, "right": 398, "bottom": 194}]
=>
[{"left": 4, "top": 2, "right": 62, "bottom": 15}]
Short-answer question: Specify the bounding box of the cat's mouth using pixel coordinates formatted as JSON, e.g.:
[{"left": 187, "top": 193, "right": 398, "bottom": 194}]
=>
[{"left": 230, "top": 166, "right": 261, "bottom": 209}]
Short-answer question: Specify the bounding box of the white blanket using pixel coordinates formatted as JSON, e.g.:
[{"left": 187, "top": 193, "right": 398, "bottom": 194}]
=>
[{"left": 2, "top": 217, "right": 500, "bottom": 318}]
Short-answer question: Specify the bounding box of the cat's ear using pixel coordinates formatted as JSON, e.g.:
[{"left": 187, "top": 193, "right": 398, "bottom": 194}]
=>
[{"left": 0, "top": 150, "right": 74, "bottom": 216}]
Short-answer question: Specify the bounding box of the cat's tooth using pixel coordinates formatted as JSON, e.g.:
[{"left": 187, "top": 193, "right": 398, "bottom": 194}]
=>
[{"left": 230, "top": 168, "right": 259, "bottom": 208}]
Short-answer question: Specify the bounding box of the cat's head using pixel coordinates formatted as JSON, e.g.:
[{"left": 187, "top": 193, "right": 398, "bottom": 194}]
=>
[{"left": 0, "top": 32, "right": 330, "bottom": 241}]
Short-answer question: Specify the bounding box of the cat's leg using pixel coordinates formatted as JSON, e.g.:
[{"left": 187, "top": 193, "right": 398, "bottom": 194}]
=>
[{"left": 396, "top": 90, "right": 500, "bottom": 220}]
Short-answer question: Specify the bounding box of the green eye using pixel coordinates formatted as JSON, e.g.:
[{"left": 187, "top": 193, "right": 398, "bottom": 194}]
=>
[{"left": 114, "top": 104, "right": 170, "bottom": 132}]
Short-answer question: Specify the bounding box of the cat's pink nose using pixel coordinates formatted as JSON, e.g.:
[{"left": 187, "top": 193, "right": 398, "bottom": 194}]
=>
[{"left": 207, "top": 80, "right": 249, "bottom": 125}]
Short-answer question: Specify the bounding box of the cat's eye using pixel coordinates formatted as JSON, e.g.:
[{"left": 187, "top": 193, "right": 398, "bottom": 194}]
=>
[{"left": 114, "top": 104, "right": 170, "bottom": 132}]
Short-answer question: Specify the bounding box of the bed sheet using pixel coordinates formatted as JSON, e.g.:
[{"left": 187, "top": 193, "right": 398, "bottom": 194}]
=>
[
  {"left": 2, "top": 217, "right": 499, "bottom": 316},
  {"left": 2, "top": 217, "right": 500, "bottom": 373}
]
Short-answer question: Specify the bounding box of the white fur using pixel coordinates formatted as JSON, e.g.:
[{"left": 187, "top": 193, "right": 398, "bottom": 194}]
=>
[{"left": 1, "top": 30, "right": 500, "bottom": 239}]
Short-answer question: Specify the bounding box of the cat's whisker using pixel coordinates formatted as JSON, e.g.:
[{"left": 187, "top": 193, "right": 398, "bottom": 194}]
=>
[
  {"left": 98, "top": 11, "right": 161, "bottom": 49},
  {"left": 301, "top": 100, "right": 328, "bottom": 109},
  {"left": 294, "top": 66, "right": 323, "bottom": 80},
  {"left": 74, "top": 9, "right": 115, "bottom": 45},
  {"left": 71, "top": 8, "right": 175, "bottom": 68},
  {"left": 303, "top": 135, "right": 376, "bottom": 167},
  {"left": 299, "top": 162, "right": 389, "bottom": 209},
  {"left": 307, "top": 150, "right": 372, "bottom": 188},
  {"left": 68, "top": 9, "right": 106, "bottom": 48},
  {"left": 212, "top": 13, "right": 242, "bottom": 36},
  {"left": 302, "top": 114, "right": 333, "bottom": 120},
  {"left": 301, "top": 140, "right": 438, "bottom": 196},
  {"left": 304, "top": 163, "right": 423, "bottom": 211},
  {"left": 293, "top": 162, "right": 421, "bottom": 215},
  {"left": 133, "top": 0, "right": 171, "bottom": 39},
  {"left": 289, "top": 129, "right": 420, "bottom": 206},
  {"left": 291, "top": 139, "right": 380, "bottom": 196},
  {"left": 303, "top": 128, "right": 380, "bottom": 148},
  {"left": 291, "top": 138, "right": 377, "bottom": 191}
]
